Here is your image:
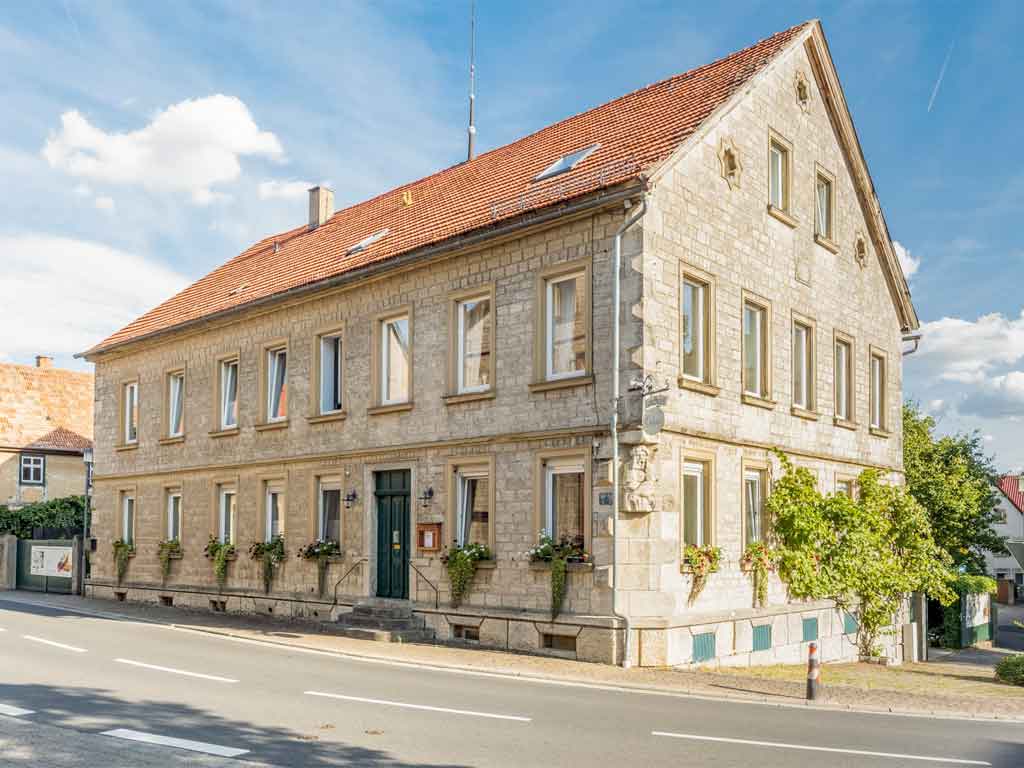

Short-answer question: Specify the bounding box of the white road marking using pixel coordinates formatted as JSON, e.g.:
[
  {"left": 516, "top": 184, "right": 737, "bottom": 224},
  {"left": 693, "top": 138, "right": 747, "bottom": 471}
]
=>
[
  {"left": 305, "top": 690, "right": 531, "bottom": 722},
  {"left": 0, "top": 703, "right": 34, "bottom": 717},
  {"left": 114, "top": 658, "right": 238, "bottom": 683},
  {"left": 101, "top": 729, "right": 249, "bottom": 757},
  {"left": 22, "top": 635, "right": 87, "bottom": 653},
  {"left": 651, "top": 731, "right": 991, "bottom": 766}
]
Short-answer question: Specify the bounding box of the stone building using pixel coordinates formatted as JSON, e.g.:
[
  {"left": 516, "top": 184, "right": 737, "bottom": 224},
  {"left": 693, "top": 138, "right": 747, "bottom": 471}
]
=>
[
  {"left": 0, "top": 357, "right": 93, "bottom": 508},
  {"left": 82, "top": 21, "right": 919, "bottom": 666},
  {"left": 986, "top": 476, "right": 1024, "bottom": 589}
]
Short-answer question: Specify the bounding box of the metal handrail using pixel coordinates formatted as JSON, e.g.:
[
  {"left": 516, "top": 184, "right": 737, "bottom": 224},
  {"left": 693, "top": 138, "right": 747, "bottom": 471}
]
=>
[
  {"left": 409, "top": 562, "right": 439, "bottom": 610},
  {"left": 332, "top": 558, "right": 367, "bottom": 606}
]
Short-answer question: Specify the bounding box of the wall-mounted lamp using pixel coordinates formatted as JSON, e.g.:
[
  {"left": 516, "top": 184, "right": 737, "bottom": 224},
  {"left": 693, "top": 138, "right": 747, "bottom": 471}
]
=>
[
  {"left": 418, "top": 487, "right": 435, "bottom": 508},
  {"left": 343, "top": 490, "right": 359, "bottom": 509}
]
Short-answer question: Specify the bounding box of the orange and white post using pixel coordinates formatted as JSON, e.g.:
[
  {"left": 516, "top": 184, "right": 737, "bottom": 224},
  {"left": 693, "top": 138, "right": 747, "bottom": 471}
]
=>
[{"left": 806, "top": 642, "right": 822, "bottom": 700}]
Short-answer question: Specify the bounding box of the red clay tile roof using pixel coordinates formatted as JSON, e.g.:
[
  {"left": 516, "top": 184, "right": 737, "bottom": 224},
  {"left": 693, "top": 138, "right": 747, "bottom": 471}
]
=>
[
  {"left": 87, "top": 21, "right": 810, "bottom": 356},
  {"left": 997, "top": 475, "right": 1024, "bottom": 516},
  {"left": 0, "top": 362, "right": 94, "bottom": 452},
  {"left": 24, "top": 426, "right": 93, "bottom": 453}
]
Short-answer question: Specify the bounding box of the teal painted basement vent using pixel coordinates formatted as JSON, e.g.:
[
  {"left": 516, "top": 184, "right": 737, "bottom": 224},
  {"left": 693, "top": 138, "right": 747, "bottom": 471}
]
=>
[
  {"left": 844, "top": 612, "right": 859, "bottom": 634},
  {"left": 752, "top": 624, "right": 772, "bottom": 652},
  {"left": 802, "top": 617, "right": 819, "bottom": 642},
  {"left": 692, "top": 631, "right": 716, "bottom": 663}
]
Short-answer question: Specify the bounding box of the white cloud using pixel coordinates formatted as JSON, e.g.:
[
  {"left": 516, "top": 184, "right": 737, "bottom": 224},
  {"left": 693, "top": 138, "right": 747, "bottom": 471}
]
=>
[
  {"left": 893, "top": 240, "right": 920, "bottom": 279},
  {"left": 960, "top": 371, "right": 1024, "bottom": 418},
  {"left": 258, "top": 179, "right": 317, "bottom": 201},
  {"left": 915, "top": 311, "right": 1024, "bottom": 383},
  {"left": 42, "top": 95, "right": 283, "bottom": 203},
  {"left": 94, "top": 195, "right": 115, "bottom": 212},
  {"left": 74, "top": 183, "right": 92, "bottom": 197},
  {"left": 0, "top": 234, "right": 189, "bottom": 362}
]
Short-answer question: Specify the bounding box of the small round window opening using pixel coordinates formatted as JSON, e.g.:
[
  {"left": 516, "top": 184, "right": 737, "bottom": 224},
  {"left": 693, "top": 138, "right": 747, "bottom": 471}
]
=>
[
  {"left": 718, "top": 137, "right": 742, "bottom": 190},
  {"left": 795, "top": 71, "right": 811, "bottom": 112}
]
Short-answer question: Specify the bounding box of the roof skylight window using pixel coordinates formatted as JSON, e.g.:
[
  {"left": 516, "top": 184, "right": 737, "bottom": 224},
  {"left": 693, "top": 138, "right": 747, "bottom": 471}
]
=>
[
  {"left": 346, "top": 228, "right": 389, "bottom": 255},
  {"left": 533, "top": 143, "right": 600, "bottom": 182}
]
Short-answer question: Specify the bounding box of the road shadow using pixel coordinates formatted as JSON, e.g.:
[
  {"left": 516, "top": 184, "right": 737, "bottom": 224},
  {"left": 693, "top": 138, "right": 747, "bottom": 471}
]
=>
[{"left": 0, "top": 682, "right": 469, "bottom": 767}]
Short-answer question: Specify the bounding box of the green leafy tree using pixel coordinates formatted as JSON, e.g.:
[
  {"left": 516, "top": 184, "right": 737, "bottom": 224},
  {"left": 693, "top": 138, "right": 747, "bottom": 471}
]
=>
[
  {"left": 0, "top": 496, "right": 87, "bottom": 539},
  {"left": 903, "top": 402, "right": 1006, "bottom": 572},
  {"left": 768, "top": 451, "right": 955, "bottom": 656}
]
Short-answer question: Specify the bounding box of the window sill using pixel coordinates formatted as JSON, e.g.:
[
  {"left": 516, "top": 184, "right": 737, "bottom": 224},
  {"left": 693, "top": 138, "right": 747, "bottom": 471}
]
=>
[
  {"left": 678, "top": 377, "right": 721, "bottom": 397},
  {"left": 529, "top": 374, "right": 594, "bottom": 394},
  {"left": 741, "top": 393, "right": 776, "bottom": 410},
  {"left": 158, "top": 435, "right": 185, "bottom": 446},
  {"left": 791, "top": 405, "right": 819, "bottom": 421},
  {"left": 529, "top": 561, "right": 593, "bottom": 573},
  {"left": 367, "top": 402, "right": 414, "bottom": 416},
  {"left": 814, "top": 234, "right": 840, "bottom": 254},
  {"left": 307, "top": 411, "right": 348, "bottom": 425},
  {"left": 167, "top": 551, "right": 184, "bottom": 560},
  {"left": 767, "top": 204, "right": 798, "bottom": 229},
  {"left": 443, "top": 390, "right": 496, "bottom": 406},
  {"left": 209, "top": 427, "right": 240, "bottom": 439},
  {"left": 115, "top": 443, "right": 139, "bottom": 453},
  {"left": 869, "top": 426, "right": 891, "bottom": 439},
  {"left": 834, "top": 417, "right": 858, "bottom": 431},
  {"left": 254, "top": 419, "right": 289, "bottom": 432}
]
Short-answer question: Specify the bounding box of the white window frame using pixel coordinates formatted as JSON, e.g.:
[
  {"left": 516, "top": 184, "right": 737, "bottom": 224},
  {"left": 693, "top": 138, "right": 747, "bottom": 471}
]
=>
[
  {"left": 815, "top": 174, "right": 833, "bottom": 239},
  {"left": 123, "top": 381, "right": 139, "bottom": 444},
  {"left": 122, "top": 493, "right": 135, "bottom": 546},
  {"left": 265, "top": 484, "right": 284, "bottom": 542},
  {"left": 218, "top": 487, "right": 236, "bottom": 545},
  {"left": 543, "top": 460, "right": 585, "bottom": 539},
  {"left": 545, "top": 271, "right": 586, "bottom": 381},
  {"left": 319, "top": 333, "right": 344, "bottom": 414},
  {"left": 769, "top": 142, "right": 787, "bottom": 210},
  {"left": 835, "top": 338, "right": 851, "bottom": 421},
  {"left": 166, "top": 491, "right": 182, "bottom": 541},
  {"left": 793, "top": 321, "right": 812, "bottom": 410},
  {"left": 317, "top": 478, "right": 342, "bottom": 543},
  {"left": 20, "top": 454, "right": 44, "bottom": 485},
  {"left": 456, "top": 296, "right": 491, "bottom": 395},
  {"left": 220, "top": 359, "right": 239, "bottom": 429},
  {"left": 742, "top": 302, "right": 765, "bottom": 398},
  {"left": 870, "top": 351, "right": 886, "bottom": 430},
  {"left": 168, "top": 371, "right": 185, "bottom": 437},
  {"left": 682, "top": 461, "right": 707, "bottom": 547},
  {"left": 744, "top": 470, "right": 765, "bottom": 546},
  {"left": 681, "top": 277, "right": 706, "bottom": 382},
  {"left": 455, "top": 469, "right": 489, "bottom": 547},
  {"left": 380, "top": 315, "right": 411, "bottom": 405},
  {"left": 266, "top": 347, "right": 288, "bottom": 422}
]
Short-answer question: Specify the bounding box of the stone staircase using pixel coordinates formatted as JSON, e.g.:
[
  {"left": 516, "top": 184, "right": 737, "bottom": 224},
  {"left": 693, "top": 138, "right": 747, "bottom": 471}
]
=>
[{"left": 335, "top": 600, "right": 435, "bottom": 643}]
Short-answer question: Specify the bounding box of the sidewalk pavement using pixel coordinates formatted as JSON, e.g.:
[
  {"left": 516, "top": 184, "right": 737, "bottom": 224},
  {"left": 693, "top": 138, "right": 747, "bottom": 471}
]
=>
[{"left": 4, "top": 590, "right": 1023, "bottom": 722}]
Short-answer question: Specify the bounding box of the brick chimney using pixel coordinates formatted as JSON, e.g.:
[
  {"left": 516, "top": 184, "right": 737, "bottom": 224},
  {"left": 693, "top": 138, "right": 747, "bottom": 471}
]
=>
[
  {"left": 308, "top": 186, "right": 334, "bottom": 230},
  {"left": 35, "top": 355, "right": 53, "bottom": 369}
]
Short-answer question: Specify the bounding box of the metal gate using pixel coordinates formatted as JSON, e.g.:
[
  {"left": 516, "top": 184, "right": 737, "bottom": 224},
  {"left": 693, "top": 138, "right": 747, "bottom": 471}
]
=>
[{"left": 16, "top": 539, "right": 76, "bottom": 594}]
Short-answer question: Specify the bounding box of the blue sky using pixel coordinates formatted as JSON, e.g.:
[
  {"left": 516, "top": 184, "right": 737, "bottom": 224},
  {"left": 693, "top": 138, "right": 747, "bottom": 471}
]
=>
[{"left": 1, "top": 1, "right": 1022, "bottom": 469}]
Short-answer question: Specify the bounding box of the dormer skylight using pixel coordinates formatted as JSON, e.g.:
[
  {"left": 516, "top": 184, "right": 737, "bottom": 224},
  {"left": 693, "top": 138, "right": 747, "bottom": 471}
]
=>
[
  {"left": 346, "top": 228, "right": 389, "bottom": 256},
  {"left": 533, "top": 143, "right": 600, "bottom": 182}
]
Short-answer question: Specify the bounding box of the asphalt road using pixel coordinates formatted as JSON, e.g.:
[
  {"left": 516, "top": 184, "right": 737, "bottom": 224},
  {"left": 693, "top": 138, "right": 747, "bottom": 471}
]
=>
[{"left": 0, "top": 595, "right": 1021, "bottom": 767}]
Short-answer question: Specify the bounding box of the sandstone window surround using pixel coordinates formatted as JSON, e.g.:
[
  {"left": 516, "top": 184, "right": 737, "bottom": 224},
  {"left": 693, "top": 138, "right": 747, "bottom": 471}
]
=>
[
  {"left": 19, "top": 454, "right": 44, "bottom": 485},
  {"left": 314, "top": 475, "right": 342, "bottom": 544},
  {"left": 118, "top": 379, "right": 140, "bottom": 448},
  {"left": 834, "top": 330, "right": 856, "bottom": 429},
  {"left": 120, "top": 489, "right": 136, "bottom": 546},
  {"left": 742, "top": 459, "right": 769, "bottom": 548},
  {"left": 814, "top": 165, "right": 839, "bottom": 254},
  {"left": 216, "top": 482, "right": 237, "bottom": 545},
  {"left": 678, "top": 262, "right": 719, "bottom": 396},
  {"left": 164, "top": 486, "right": 182, "bottom": 541},
  {"left": 446, "top": 284, "right": 496, "bottom": 405},
  {"left": 681, "top": 449, "right": 715, "bottom": 548},
  {"left": 534, "top": 448, "right": 591, "bottom": 552},
  {"left": 767, "top": 130, "right": 796, "bottom": 228},
  {"left": 446, "top": 455, "right": 496, "bottom": 552},
  {"left": 310, "top": 325, "right": 346, "bottom": 423},
  {"left": 258, "top": 341, "right": 289, "bottom": 429},
  {"left": 869, "top": 346, "right": 889, "bottom": 437},
  {"left": 741, "top": 290, "right": 774, "bottom": 409},
  {"left": 263, "top": 478, "right": 286, "bottom": 542},
  {"left": 369, "top": 306, "right": 414, "bottom": 415},
  {"left": 791, "top": 311, "right": 817, "bottom": 420},
  {"left": 212, "top": 353, "right": 240, "bottom": 436},
  {"left": 531, "top": 258, "right": 593, "bottom": 393},
  {"left": 834, "top": 474, "right": 857, "bottom": 500},
  {"left": 161, "top": 366, "right": 186, "bottom": 443}
]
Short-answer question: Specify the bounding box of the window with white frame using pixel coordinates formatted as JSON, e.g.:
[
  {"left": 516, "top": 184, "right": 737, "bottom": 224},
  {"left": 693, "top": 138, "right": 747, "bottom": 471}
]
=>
[
  {"left": 545, "top": 271, "right": 586, "bottom": 380},
  {"left": 681, "top": 276, "right": 708, "bottom": 382},
  {"left": 317, "top": 478, "right": 341, "bottom": 544},
  {"left": 835, "top": 337, "right": 852, "bottom": 421},
  {"left": 454, "top": 468, "right": 490, "bottom": 548},
  {"left": 167, "top": 371, "right": 185, "bottom": 437},
  {"left": 265, "top": 482, "right": 285, "bottom": 541},
  {"left": 218, "top": 485, "right": 236, "bottom": 545},
  {"left": 742, "top": 300, "right": 767, "bottom": 398},
  {"left": 318, "top": 333, "right": 343, "bottom": 414},
  {"left": 456, "top": 296, "right": 491, "bottom": 394},
  {"left": 19, "top": 454, "right": 44, "bottom": 485},
  {"left": 744, "top": 469, "right": 767, "bottom": 547},
  {"left": 815, "top": 173, "right": 833, "bottom": 240},
  {"left": 870, "top": 351, "right": 886, "bottom": 430},
  {"left": 792, "top": 320, "right": 813, "bottom": 410},
  {"left": 681, "top": 461, "right": 710, "bottom": 547},
  {"left": 836, "top": 479, "right": 855, "bottom": 499},
  {"left": 123, "top": 381, "right": 139, "bottom": 444},
  {"left": 543, "top": 458, "right": 585, "bottom": 545},
  {"left": 266, "top": 347, "right": 288, "bottom": 422},
  {"left": 380, "top": 315, "right": 410, "bottom": 405},
  {"left": 121, "top": 492, "right": 136, "bottom": 546},
  {"left": 220, "top": 358, "right": 239, "bottom": 429},
  {"left": 166, "top": 490, "right": 182, "bottom": 541},
  {"left": 769, "top": 139, "right": 789, "bottom": 211}
]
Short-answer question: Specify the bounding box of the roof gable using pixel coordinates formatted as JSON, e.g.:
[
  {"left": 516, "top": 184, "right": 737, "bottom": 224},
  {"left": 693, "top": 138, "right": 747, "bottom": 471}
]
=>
[
  {"left": 0, "top": 363, "right": 94, "bottom": 452},
  {"left": 997, "top": 476, "right": 1024, "bottom": 516},
  {"left": 85, "top": 22, "right": 810, "bottom": 357}
]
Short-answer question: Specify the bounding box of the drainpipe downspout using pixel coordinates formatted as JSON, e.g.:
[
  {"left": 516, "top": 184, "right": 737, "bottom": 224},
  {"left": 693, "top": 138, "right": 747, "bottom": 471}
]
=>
[
  {"left": 902, "top": 330, "right": 922, "bottom": 356},
  {"left": 611, "top": 194, "right": 648, "bottom": 669}
]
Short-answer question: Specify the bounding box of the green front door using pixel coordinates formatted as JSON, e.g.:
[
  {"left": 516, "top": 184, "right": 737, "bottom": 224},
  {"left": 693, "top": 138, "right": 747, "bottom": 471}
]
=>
[{"left": 375, "top": 470, "right": 410, "bottom": 599}]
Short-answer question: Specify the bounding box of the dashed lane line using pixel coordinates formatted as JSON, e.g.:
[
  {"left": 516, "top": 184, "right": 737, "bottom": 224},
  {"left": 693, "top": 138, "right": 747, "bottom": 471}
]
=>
[
  {"left": 22, "top": 635, "right": 87, "bottom": 653},
  {"left": 305, "top": 690, "right": 532, "bottom": 722},
  {"left": 0, "top": 703, "right": 34, "bottom": 717},
  {"left": 114, "top": 658, "right": 239, "bottom": 683},
  {"left": 101, "top": 729, "right": 249, "bottom": 757}
]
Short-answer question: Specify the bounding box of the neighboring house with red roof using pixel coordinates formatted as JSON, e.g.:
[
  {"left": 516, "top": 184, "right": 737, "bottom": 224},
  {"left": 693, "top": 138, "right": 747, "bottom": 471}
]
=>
[
  {"left": 987, "top": 475, "right": 1024, "bottom": 587},
  {"left": 81, "top": 21, "right": 918, "bottom": 666},
  {"left": 0, "top": 357, "right": 93, "bottom": 508}
]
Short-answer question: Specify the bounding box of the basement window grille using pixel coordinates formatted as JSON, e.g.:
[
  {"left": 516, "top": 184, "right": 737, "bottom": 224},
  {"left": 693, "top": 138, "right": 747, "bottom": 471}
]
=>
[
  {"left": 542, "top": 633, "right": 577, "bottom": 652},
  {"left": 451, "top": 624, "right": 480, "bottom": 643}
]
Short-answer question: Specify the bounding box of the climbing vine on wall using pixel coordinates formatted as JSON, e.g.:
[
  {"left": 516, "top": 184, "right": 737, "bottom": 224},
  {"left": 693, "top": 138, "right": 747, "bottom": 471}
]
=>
[
  {"left": 157, "top": 539, "right": 181, "bottom": 584},
  {"left": 204, "top": 536, "right": 236, "bottom": 591},
  {"left": 248, "top": 536, "right": 286, "bottom": 594},
  {"left": 112, "top": 539, "right": 133, "bottom": 585}
]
